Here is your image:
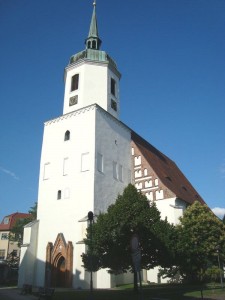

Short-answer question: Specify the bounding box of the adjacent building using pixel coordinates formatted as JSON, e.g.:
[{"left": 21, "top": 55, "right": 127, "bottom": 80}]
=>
[{"left": 0, "top": 213, "right": 31, "bottom": 261}]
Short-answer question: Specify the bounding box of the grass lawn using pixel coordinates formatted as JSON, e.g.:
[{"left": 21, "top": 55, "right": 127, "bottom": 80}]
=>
[{"left": 49, "top": 283, "right": 225, "bottom": 300}]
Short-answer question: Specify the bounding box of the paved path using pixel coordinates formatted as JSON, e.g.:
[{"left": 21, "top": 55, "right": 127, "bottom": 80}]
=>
[{"left": 0, "top": 287, "right": 37, "bottom": 300}]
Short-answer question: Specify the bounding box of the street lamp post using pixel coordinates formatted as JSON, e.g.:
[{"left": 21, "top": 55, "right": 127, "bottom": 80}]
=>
[
  {"left": 131, "top": 234, "right": 143, "bottom": 300},
  {"left": 88, "top": 211, "right": 94, "bottom": 299},
  {"left": 217, "top": 249, "right": 224, "bottom": 289}
]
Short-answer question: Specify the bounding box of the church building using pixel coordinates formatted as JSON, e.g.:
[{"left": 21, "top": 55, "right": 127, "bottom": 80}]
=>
[{"left": 18, "top": 2, "right": 205, "bottom": 289}]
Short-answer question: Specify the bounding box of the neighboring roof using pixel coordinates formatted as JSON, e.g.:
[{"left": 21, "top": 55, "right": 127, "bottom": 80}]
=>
[
  {"left": 0, "top": 212, "right": 31, "bottom": 231},
  {"left": 131, "top": 131, "right": 206, "bottom": 205}
]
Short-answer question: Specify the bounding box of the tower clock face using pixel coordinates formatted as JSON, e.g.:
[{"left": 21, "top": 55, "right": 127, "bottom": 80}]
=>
[{"left": 69, "top": 95, "right": 78, "bottom": 106}]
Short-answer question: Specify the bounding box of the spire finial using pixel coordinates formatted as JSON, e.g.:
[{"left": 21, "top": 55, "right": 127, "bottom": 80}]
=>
[{"left": 93, "top": 0, "right": 96, "bottom": 7}]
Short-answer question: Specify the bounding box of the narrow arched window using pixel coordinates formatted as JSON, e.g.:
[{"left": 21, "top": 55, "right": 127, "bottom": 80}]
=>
[
  {"left": 57, "top": 190, "right": 62, "bottom": 200},
  {"left": 92, "top": 40, "right": 96, "bottom": 49},
  {"left": 71, "top": 74, "right": 79, "bottom": 91},
  {"left": 111, "top": 78, "right": 116, "bottom": 96},
  {"left": 64, "top": 130, "right": 70, "bottom": 141}
]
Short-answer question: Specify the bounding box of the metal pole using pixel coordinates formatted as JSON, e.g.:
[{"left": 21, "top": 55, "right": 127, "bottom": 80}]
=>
[
  {"left": 88, "top": 211, "right": 94, "bottom": 299},
  {"left": 138, "top": 271, "right": 143, "bottom": 300},
  {"left": 217, "top": 250, "right": 224, "bottom": 289}
]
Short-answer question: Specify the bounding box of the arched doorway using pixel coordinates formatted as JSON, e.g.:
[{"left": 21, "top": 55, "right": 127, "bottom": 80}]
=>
[
  {"left": 56, "top": 255, "right": 66, "bottom": 287},
  {"left": 46, "top": 233, "right": 73, "bottom": 288}
]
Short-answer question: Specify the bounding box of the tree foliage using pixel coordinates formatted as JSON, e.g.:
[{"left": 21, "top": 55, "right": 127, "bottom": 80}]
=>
[
  {"left": 162, "top": 201, "right": 225, "bottom": 283},
  {"left": 81, "top": 184, "right": 175, "bottom": 275},
  {"left": 28, "top": 202, "right": 37, "bottom": 220},
  {"left": 9, "top": 202, "right": 37, "bottom": 247}
]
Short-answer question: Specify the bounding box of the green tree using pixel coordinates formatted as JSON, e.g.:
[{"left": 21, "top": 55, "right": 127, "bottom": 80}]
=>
[
  {"left": 9, "top": 202, "right": 37, "bottom": 247},
  {"left": 171, "top": 201, "right": 225, "bottom": 283},
  {"left": 28, "top": 202, "right": 37, "bottom": 220},
  {"left": 222, "top": 214, "right": 225, "bottom": 225},
  {"left": 82, "top": 184, "right": 175, "bottom": 277}
]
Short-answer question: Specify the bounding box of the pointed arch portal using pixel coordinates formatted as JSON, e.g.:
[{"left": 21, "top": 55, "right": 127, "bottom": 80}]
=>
[{"left": 46, "top": 233, "right": 73, "bottom": 288}]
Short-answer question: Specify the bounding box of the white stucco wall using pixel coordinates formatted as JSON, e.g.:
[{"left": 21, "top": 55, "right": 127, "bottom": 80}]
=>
[
  {"left": 18, "top": 220, "right": 39, "bottom": 287},
  {"left": 32, "top": 105, "right": 132, "bottom": 289},
  {"left": 94, "top": 108, "right": 131, "bottom": 213},
  {"left": 63, "top": 61, "right": 120, "bottom": 119},
  {"left": 35, "top": 105, "right": 96, "bottom": 287},
  {"left": 154, "top": 197, "right": 186, "bottom": 225}
]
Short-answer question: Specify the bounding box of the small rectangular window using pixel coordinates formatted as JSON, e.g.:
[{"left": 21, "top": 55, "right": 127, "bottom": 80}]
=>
[
  {"left": 81, "top": 152, "right": 90, "bottom": 172},
  {"left": 113, "top": 161, "right": 118, "bottom": 179},
  {"left": 1, "top": 233, "right": 8, "bottom": 240},
  {"left": 64, "top": 130, "right": 70, "bottom": 141},
  {"left": 156, "top": 189, "right": 164, "bottom": 200},
  {"left": 111, "top": 78, "right": 116, "bottom": 96},
  {"left": 135, "top": 182, "right": 142, "bottom": 190},
  {"left": 0, "top": 249, "right": 5, "bottom": 260},
  {"left": 111, "top": 99, "right": 117, "bottom": 111},
  {"left": 145, "top": 180, "right": 152, "bottom": 188},
  {"left": 134, "top": 170, "right": 142, "bottom": 178},
  {"left": 43, "top": 163, "right": 50, "bottom": 180},
  {"left": 57, "top": 190, "right": 62, "bottom": 200},
  {"left": 64, "top": 188, "right": 70, "bottom": 199},
  {"left": 97, "top": 153, "right": 103, "bottom": 173},
  {"left": 118, "top": 164, "right": 123, "bottom": 181},
  {"left": 71, "top": 74, "right": 79, "bottom": 91},
  {"left": 134, "top": 156, "right": 141, "bottom": 166},
  {"left": 3, "top": 217, "right": 9, "bottom": 225},
  {"left": 146, "top": 192, "right": 153, "bottom": 201},
  {"left": 63, "top": 158, "right": 69, "bottom": 176}
]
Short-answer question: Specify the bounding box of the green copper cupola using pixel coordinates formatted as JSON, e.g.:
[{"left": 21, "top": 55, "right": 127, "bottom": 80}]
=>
[
  {"left": 69, "top": 0, "right": 118, "bottom": 67},
  {"left": 85, "top": 1, "right": 102, "bottom": 50}
]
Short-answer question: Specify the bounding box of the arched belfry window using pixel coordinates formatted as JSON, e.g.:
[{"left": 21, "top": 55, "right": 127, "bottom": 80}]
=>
[
  {"left": 92, "top": 40, "right": 96, "bottom": 49},
  {"left": 64, "top": 130, "right": 70, "bottom": 141}
]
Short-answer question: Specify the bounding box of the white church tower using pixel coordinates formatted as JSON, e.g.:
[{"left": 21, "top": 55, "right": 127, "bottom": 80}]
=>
[{"left": 19, "top": 2, "right": 132, "bottom": 289}]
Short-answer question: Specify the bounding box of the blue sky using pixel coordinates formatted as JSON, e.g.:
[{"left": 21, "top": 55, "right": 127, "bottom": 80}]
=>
[{"left": 0, "top": 0, "right": 225, "bottom": 221}]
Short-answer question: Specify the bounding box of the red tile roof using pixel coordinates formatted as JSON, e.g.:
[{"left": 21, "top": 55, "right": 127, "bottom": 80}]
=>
[
  {"left": 132, "top": 131, "right": 206, "bottom": 205},
  {"left": 0, "top": 212, "right": 31, "bottom": 231}
]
